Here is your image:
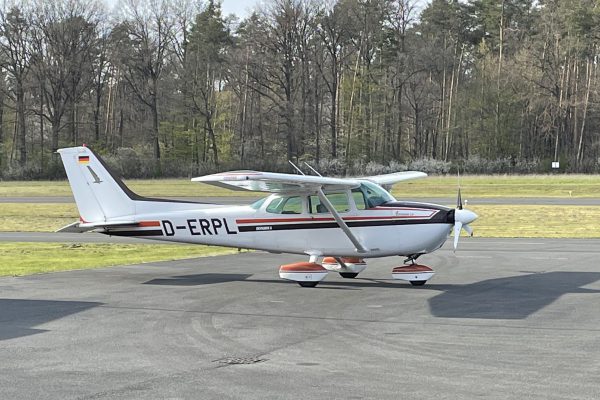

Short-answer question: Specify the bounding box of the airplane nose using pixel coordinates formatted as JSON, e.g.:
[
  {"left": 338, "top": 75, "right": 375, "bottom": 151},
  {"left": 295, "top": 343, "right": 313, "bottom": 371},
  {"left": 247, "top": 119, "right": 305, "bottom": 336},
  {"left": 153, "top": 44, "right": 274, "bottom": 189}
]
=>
[{"left": 455, "top": 209, "right": 478, "bottom": 225}]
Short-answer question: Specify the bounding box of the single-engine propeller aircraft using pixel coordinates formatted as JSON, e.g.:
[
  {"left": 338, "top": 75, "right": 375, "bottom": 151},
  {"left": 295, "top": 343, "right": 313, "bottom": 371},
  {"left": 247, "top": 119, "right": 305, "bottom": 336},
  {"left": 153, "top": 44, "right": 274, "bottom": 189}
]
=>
[{"left": 57, "top": 146, "right": 478, "bottom": 287}]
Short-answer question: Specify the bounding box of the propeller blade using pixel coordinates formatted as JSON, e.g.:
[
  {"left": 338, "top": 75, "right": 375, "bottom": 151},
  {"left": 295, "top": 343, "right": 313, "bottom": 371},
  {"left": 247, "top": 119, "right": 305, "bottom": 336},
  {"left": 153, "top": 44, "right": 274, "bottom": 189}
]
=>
[
  {"left": 457, "top": 188, "right": 463, "bottom": 210},
  {"left": 453, "top": 221, "right": 463, "bottom": 251},
  {"left": 463, "top": 224, "right": 473, "bottom": 236}
]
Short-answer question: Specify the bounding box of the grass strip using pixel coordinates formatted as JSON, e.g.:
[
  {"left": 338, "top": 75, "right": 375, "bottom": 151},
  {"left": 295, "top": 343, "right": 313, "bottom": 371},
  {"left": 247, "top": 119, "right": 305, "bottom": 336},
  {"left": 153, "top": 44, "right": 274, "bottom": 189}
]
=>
[
  {"left": 394, "top": 175, "right": 600, "bottom": 198},
  {"left": 2, "top": 175, "right": 600, "bottom": 198},
  {"left": 1, "top": 203, "right": 78, "bottom": 232},
  {"left": 466, "top": 205, "right": 600, "bottom": 238},
  {"left": 0, "top": 242, "right": 238, "bottom": 277}
]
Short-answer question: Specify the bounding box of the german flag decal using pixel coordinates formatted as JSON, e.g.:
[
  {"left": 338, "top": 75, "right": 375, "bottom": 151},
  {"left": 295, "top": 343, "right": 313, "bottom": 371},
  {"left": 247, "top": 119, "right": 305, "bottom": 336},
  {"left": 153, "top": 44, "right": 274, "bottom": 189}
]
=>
[{"left": 78, "top": 155, "right": 90, "bottom": 164}]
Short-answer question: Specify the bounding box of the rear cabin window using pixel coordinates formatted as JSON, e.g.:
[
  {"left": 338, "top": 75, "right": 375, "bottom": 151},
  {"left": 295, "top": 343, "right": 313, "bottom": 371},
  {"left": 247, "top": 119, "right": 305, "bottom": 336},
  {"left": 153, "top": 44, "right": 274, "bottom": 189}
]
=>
[
  {"left": 309, "top": 193, "right": 350, "bottom": 213},
  {"left": 266, "top": 196, "right": 303, "bottom": 214}
]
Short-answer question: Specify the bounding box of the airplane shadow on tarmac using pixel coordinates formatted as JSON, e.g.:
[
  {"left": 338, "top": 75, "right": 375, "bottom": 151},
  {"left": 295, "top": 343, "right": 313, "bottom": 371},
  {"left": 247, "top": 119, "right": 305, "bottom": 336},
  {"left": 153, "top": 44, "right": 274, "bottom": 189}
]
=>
[
  {"left": 0, "top": 299, "right": 101, "bottom": 341},
  {"left": 427, "top": 271, "right": 600, "bottom": 319},
  {"left": 144, "top": 271, "right": 600, "bottom": 320},
  {"left": 144, "top": 273, "right": 253, "bottom": 286}
]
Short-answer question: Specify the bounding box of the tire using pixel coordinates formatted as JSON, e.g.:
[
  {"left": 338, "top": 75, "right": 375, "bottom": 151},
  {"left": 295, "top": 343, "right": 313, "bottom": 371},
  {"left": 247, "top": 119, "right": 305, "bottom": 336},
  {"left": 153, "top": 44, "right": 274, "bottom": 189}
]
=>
[
  {"left": 339, "top": 272, "right": 359, "bottom": 279},
  {"left": 298, "top": 281, "right": 319, "bottom": 287},
  {"left": 410, "top": 280, "right": 427, "bottom": 286}
]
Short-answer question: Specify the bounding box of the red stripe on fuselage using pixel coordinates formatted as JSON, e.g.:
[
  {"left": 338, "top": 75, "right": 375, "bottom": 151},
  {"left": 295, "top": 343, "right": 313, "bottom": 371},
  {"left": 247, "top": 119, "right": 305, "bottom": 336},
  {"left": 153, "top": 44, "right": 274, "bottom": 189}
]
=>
[{"left": 138, "top": 220, "right": 161, "bottom": 227}]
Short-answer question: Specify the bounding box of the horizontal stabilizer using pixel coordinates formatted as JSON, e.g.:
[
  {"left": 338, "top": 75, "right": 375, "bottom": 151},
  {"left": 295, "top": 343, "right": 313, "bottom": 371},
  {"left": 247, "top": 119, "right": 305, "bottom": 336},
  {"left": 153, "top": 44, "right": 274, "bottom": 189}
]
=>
[
  {"left": 56, "top": 220, "right": 139, "bottom": 233},
  {"left": 56, "top": 222, "right": 91, "bottom": 233}
]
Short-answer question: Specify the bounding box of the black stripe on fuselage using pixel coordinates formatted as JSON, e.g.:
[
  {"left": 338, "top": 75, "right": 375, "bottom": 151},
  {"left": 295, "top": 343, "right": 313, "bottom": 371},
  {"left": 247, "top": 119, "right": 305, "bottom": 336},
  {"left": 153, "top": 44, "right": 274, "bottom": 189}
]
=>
[
  {"left": 104, "top": 229, "right": 164, "bottom": 237},
  {"left": 238, "top": 215, "right": 453, "bottom": 232},
  {"left": 379, "top": 201, "right": 451, "bottom": 212}
]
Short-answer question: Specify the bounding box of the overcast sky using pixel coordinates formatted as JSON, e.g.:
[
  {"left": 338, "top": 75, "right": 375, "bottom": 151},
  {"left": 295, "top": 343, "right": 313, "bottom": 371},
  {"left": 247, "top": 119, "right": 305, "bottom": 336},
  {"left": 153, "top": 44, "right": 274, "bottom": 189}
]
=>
[
  {"left": 221, "top": 0, "right": 261, "bottom": 19},
  {"left": 103, "top": 0, "right": 261, "bottom": 20}
]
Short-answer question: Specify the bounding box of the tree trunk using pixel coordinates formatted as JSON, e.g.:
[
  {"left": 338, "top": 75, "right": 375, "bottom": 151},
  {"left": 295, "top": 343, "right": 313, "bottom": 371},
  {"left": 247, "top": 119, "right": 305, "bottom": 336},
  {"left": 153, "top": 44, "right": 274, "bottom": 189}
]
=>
[
  {"left": 0, "top": 92, "right": 3, "bottom": 170},
  {"left": 206, "top": 114, "right": 219, "bottom": 166},
  {"left": 51, "top": 121, "right": 60, "bottom": 154},
  {"left": 314, "top": 71, "right": 321, "bottom": 165},
  {"left": 150, "top": 88, "right": 161, "bottom": 162},
  {"left": 577, "top": 57, "right": 593, "bottom": 165},
  {"left": 16, "top": 85, "right": 27, "bottom": 165},
  {"left": 330, "top": 63, "right": 338, "bottom": 158}
]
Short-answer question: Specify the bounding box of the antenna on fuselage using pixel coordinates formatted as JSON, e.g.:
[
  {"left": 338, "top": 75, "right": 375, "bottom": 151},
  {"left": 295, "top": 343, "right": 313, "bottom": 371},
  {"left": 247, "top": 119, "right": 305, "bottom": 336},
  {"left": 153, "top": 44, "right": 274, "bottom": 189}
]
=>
[
  {"left": 288, "top": 160, "right": 305, "bottom": 175},
  {"left": 303, "top": 162, "right": 322, "bottom": 177}
]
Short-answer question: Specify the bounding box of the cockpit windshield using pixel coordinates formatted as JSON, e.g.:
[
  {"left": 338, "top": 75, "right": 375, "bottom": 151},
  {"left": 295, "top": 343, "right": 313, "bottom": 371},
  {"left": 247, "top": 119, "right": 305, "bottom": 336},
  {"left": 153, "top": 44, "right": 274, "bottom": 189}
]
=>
[{"left": 352, "top": 181, "right": 396, "bottom": 209}]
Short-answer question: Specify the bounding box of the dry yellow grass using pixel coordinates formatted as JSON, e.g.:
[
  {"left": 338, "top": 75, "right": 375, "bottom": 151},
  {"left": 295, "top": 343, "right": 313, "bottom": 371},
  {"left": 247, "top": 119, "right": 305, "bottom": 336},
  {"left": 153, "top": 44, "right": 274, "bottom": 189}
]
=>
[{"left": 467, "top": 205, "right": 600, "bottom": 238}]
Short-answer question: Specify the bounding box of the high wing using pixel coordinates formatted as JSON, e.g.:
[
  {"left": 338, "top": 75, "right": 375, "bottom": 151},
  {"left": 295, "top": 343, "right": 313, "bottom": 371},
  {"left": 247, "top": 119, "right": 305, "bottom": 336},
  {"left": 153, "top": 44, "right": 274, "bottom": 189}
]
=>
[
  {"left": 193, "top": 170, "right": 366, "bottom": 252},
  {"left": 360, "top": 171, "right": 427, "bottom": 188},
  {"left": 192, "top": 170, "right": 361, "bottom": 193}
]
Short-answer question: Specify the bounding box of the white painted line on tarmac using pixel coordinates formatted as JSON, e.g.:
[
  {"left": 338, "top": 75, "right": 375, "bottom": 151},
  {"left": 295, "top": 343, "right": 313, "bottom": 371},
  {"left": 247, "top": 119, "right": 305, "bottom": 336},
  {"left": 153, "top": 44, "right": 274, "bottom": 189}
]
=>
[
  {"left": 462, "top": 241, "right": 546, "bottom": 245},
  {"left": 456, "top": 256, "right": 493, "bottom": 259}
]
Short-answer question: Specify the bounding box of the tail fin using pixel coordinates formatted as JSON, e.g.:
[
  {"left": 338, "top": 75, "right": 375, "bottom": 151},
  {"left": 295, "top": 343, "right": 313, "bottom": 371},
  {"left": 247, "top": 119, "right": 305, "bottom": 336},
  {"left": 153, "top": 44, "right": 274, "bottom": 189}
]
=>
[{"left": 58, "top": 146, "right": 135, "bottom": 223}]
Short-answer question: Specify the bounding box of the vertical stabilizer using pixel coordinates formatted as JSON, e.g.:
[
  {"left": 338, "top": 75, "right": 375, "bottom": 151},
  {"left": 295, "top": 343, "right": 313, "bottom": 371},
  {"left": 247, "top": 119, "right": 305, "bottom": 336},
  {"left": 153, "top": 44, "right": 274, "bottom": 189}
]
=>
[{"left": 57, "top": 146, "right": 135, "bottom": 222}]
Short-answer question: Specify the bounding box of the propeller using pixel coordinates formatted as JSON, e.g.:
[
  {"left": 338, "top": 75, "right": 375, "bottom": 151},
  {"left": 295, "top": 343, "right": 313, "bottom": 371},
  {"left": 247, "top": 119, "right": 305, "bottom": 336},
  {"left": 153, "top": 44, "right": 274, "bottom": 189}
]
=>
[{"left": 453, "top": 187, "right": 477, "bottom": 251}]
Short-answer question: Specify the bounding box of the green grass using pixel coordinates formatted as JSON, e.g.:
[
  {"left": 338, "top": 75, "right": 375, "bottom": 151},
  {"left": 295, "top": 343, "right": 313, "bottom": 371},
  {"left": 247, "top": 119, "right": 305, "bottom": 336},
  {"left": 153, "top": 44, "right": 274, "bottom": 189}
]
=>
[
  {"left": 1, "top": 203, "right": 78, "bottom": 231},
  {"left": 1, "top": 174, "right": 600, "bottom": 198},
  {"left": 0, "top": 242, "right": 238, "bottom": 276}
]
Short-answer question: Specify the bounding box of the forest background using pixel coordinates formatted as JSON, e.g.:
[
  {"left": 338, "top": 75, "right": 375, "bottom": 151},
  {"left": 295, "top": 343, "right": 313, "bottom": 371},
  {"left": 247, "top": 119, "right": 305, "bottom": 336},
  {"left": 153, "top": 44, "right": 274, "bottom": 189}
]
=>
[{"left": 1, "top": 0, "right": 599, "bottom": 179}]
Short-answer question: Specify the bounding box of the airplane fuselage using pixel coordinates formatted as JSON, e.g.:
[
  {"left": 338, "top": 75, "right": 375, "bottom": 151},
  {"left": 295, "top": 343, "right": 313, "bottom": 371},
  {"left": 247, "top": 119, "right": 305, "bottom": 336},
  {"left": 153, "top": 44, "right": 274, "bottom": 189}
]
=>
[{"left": 104, "top": 200, "right": 454, "bottom": 258}]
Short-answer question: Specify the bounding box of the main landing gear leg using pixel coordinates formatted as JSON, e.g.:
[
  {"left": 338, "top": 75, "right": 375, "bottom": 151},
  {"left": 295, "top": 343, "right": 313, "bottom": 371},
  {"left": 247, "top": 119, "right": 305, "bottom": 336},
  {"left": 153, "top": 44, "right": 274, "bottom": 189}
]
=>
[{"left": 321, "top": 257, "right": 367, "bottom": 278}]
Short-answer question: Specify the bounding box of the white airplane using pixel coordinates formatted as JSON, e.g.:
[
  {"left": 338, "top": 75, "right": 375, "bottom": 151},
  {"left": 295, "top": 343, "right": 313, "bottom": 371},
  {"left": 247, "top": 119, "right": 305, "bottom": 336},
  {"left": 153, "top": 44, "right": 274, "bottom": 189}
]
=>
[{"left": 57, "top": 146, "right": 478, "bottom": 287}]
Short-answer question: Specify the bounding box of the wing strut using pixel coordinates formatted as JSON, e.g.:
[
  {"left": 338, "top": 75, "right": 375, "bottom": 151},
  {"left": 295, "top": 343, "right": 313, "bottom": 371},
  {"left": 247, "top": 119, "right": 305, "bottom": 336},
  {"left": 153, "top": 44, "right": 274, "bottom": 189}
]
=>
[{"left": 317, "top": 188, "right": 368, "bottom": 253}]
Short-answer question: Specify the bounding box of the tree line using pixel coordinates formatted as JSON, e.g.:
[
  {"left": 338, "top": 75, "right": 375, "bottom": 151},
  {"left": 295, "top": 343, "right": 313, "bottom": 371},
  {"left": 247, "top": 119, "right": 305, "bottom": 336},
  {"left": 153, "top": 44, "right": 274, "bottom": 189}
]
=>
[{"left": 1, "top": 0, "right": 599, "bottom": 179}]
